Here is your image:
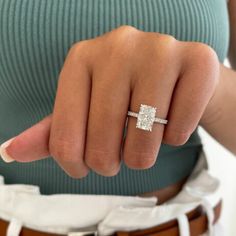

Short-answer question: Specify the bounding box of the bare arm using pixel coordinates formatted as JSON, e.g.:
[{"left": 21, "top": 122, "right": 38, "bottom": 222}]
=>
[
  {"left": 228, "top": 0, "right": 236, "bottom": 69},
  {"left": 200, "top": 0, "right": 236, "bottom": 155}
]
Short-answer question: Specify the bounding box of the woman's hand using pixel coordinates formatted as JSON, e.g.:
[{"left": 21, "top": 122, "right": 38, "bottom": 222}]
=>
[{"left": 0, "top": 25, "right": 219, "bottom": 178}]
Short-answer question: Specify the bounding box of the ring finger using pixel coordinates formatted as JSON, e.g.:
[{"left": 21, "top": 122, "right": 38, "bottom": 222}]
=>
[{"left": 123, "top": 58, "right": 179, "bottom": 169}]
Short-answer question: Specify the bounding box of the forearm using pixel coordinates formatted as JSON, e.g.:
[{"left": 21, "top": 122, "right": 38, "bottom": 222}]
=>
[
  {"left": 200, "top": 63, "right": 236, "bottom": 155},
  {"left": 228, "top": 0, "right": 236, "bottom": 70}
]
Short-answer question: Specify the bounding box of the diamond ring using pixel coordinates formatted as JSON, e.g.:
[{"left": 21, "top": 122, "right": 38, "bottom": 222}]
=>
[{"left": 127, "top": 104, "right": 168, "bottom": 132}]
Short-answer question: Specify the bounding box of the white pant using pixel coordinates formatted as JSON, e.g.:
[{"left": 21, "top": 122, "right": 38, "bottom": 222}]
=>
[{"left": 0, "top": 149, "right": 223, "bottom": 236}]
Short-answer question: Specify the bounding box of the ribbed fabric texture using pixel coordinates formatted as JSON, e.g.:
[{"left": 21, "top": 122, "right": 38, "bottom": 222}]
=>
[{"left": 0, "top": 0, "right": 229, "bottom": 195}]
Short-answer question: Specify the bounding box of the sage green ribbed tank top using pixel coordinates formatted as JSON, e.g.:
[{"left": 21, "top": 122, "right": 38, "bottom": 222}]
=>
[{"left": 0, "top": 0, "right": 229, "bottom": 195}]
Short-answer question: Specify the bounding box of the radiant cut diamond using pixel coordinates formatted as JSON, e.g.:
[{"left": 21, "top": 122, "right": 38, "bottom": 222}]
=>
[{"left": 136, "top": 104, "right": 157, "bottom": 131}]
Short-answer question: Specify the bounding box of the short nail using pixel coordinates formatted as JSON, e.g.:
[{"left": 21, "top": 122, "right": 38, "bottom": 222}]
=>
[{"left": 0, "top": 137, "right": 15, "bottom": 163}]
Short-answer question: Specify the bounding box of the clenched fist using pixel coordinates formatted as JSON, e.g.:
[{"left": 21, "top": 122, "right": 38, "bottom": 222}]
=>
[{"left": 0, "top": 25, "right": 219, "bottom": 178}]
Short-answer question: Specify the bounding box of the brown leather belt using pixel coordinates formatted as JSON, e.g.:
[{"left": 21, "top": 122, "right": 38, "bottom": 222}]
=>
[{"left": 0, "top": 177, "right": 222, "bottom": 236}]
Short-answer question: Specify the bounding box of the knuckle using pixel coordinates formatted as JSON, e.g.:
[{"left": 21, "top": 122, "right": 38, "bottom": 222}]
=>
[
  {"left": 112, "top": 25, "right": 140, "bottom": 44},
  {"left": 115, "top": 25, "right": 140, "bottom": 34},
  {"left": 49, "top": 138, "right": 81, "bottom": 163},
  {"left": 70, "top": 40, "right": 89, "bottom": 53},
  {"left": 151, "top": 34, "right": 178, "bottom": 66},
  {"left": 187, "top": 43, "right": 220, "bottom": 87},
  {"left": 124, "top": 151, "right": 157, "bottom": 169},
  {"left": 157, "top": 34, "right": 177, "bottom": 45},
  {"left": 156, "top": 34, "right": 177, "bottom": 50},
  {"left": 106, "top": 28, "right": 178, "bottom": 68},
  {"left": 85, "top": 149, "right": 120, "bottom": 176},
  {"left": 107, "top": 25, "right": 141, "bottom": 54},
  {"left": 68, "top": 40, "right": 90, "bottom": 63},
  {"left": 188, "top": 42, "right": 219, "bottom": 69}
]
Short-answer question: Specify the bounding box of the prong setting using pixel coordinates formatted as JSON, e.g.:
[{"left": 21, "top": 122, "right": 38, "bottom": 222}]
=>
[{"left": 136, "top": 104, "right": 157, "bottom": 131}]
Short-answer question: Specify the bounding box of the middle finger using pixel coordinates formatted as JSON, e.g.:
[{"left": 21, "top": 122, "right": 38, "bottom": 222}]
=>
[{"left": 84, "top": 64, "right": 131, "bottom": 176}]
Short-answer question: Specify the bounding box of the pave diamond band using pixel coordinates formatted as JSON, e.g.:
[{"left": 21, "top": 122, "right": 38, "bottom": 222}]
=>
[
  {"left": 127, "top": 104, "right": 168, "bottom": 131},
  {"left": 127, "top": 111, "right": 168, "bottom": 124}
]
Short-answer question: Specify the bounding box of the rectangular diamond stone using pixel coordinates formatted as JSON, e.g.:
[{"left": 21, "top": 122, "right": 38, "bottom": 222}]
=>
[{"left": 136, "top": 104, "right": 156, "bottom": 131}]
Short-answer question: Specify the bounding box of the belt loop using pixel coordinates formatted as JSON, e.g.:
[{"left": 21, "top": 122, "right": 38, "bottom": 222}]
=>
[
  {"left": 0, "top": 175, "right": 4, "bottom": 185},
  {"left": 6, "top": 218, "right": 23, "bottom": 236},
  {"left": 201, "top": 200, "right": 215, "bottom": 236},
  {"left": 177, "top": 214, "right": 190, "bottom": 236}
]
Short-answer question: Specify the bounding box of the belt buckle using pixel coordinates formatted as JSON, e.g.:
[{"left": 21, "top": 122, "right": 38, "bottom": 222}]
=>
[{"left": 68, "top": 230, "right": 98, "bottom": 236}]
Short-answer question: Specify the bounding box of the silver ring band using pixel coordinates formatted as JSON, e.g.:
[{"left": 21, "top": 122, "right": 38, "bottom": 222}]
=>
[
  {"left": 127, "top": 111, "right": 168, "bottom": 124},
  {"left": 127, "top": 104, "right": 168, "bottom": 132}
]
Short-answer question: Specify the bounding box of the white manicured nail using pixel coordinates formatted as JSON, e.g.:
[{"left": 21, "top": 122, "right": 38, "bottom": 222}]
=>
[{"left": 0, "top": 137, "right": 15, "bottom": 163}]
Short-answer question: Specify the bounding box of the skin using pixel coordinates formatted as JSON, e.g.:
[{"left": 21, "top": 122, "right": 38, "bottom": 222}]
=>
[
  {"left": 200, "top": 0, "right": 236, "bottom": 155},
  {"left": 2, "top": 2, "right": 236, "bottom": 178}
]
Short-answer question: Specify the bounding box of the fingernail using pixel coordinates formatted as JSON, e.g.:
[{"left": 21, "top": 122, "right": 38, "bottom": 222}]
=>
[{"left": 0, "top": 137, "right": 15, "bottom": 163}]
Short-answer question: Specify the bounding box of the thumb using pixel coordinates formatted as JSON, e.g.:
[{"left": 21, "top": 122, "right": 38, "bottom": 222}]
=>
[{"left": 0, "top": 114, "right": 52, "bottom": 163}]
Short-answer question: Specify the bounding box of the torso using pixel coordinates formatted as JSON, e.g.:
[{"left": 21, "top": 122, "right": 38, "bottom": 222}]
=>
[{"left": 0, "top": 0, "right": 229, "bottom": 195}]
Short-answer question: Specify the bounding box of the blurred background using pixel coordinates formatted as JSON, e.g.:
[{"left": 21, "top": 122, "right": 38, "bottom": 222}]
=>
[
  {"left": 199, "top": 127, "right": 236, "bottom": 235},
  {"left": 199, "top": 58, "right": 236, "bottom": 235}
]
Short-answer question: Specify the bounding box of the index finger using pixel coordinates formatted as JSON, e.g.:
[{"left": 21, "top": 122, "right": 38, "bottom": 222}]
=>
[{"left": 49, "top": 43, "right": 92, "bottom": 178}]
